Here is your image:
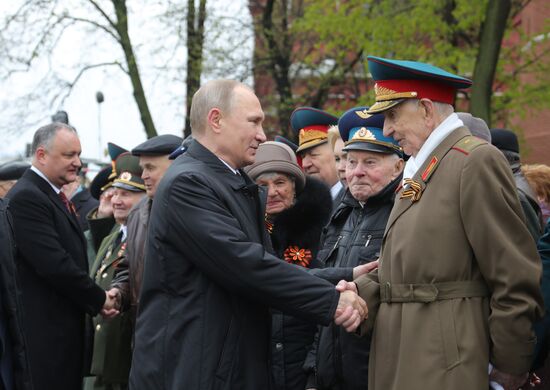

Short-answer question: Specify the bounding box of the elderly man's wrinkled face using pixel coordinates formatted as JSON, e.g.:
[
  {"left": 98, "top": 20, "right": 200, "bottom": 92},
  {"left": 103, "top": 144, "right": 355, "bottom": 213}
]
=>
[
  {"left": 218, "top": 86, "right": 266, "bottom": 169},
  {"left": 256, "top": 172, "right": 295, "bottom": 216},
  {"left": 139, "top": 155, "right": 172, "bottom": 199},
  {"left": 111, "top": 188, "right": 145, "bottom": 225},
  {"left": 346, "top": 150, "right": 403, "bottom": 202},
  {"left": 382, "top": 100, "right": 432, "bottom": 157},
  {"left": 300, "top": 143, "right": 338, "bottom": 187}
]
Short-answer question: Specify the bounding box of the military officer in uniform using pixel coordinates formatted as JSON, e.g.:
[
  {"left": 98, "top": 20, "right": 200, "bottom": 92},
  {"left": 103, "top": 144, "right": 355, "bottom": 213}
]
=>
[
  {"left": 86, "top": 152, "right": 146, "bottom": 390},
  {"left": 290, "top": 107, "right": 343, "bottom": 209},
  {"left": 344, "top": 56, "right": 543, "bottom": 390}
]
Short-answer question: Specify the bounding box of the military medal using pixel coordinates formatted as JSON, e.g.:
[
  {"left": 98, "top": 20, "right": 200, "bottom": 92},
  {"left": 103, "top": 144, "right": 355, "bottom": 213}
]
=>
[{"left": 400, "top": 178, "right": 422, "bottom": 202}]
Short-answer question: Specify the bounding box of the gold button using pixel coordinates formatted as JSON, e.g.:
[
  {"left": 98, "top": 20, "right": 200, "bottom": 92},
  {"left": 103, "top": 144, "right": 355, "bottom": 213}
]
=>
[
  {"left": 102, "top": 273, "right": 108, "bottom": 279},
  {"left": 95, "top": 324, "right": 101, "bottom": 331}
]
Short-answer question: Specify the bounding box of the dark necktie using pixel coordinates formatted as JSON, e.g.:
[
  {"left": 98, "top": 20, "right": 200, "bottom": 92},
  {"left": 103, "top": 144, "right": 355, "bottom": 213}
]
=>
[{"left": 59, "top": 191, "right": 75, "bottom": 215}]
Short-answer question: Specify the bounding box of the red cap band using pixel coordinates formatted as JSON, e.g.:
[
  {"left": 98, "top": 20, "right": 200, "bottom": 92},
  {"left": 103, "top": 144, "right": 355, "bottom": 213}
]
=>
[{"left": 375, "top": 79, "right": 456, "bottom": 104}]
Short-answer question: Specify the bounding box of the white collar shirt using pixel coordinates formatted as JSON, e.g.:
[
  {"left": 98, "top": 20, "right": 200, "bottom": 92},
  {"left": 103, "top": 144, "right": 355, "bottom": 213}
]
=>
[
  {"left": 403, "top": 113, "right": 464, "bottom": 181},
  {"left": 30, "top": 165, "right": 61, "bottom": 194}
]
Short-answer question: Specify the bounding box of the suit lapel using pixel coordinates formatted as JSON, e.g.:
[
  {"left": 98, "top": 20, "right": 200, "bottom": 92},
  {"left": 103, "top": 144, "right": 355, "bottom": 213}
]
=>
[
  {"left": 26, "top": 170, "right": 86, "bottom": 244},
  {"left": 384, "top": 127, "right": 471, "bottom": 235}
]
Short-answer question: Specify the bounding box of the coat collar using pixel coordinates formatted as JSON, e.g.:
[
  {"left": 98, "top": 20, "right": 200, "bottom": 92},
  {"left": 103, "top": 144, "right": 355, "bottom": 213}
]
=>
[
  {"left": 384, "top": 126, "right": 470, "bottom": 235},
  {"left": 186, "top": 139, "right": 259, "bottom": 193}
]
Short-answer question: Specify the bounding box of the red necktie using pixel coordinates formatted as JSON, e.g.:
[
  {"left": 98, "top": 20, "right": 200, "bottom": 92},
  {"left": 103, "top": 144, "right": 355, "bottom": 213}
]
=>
[{"left": 59, "top": 192, "right": 75, "bottom": 214}]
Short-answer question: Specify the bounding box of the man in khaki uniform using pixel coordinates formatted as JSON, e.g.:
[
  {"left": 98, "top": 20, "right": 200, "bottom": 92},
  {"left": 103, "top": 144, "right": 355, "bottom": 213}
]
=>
[
  {"left": 349, "top": 56, "right": 543, "bottom": 390},
  {"left": 87, "top": 152, "right": 146, "bottom": 390}
]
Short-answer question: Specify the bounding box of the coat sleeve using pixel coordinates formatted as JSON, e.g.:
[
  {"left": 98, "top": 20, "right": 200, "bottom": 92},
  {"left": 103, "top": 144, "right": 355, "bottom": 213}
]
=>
[
  {"left": 164, "top": 172, "right": 340, "bottom": 326},
  {"left": 9, "top": 188, "right": 105, "bottom": 316},
  {"left": 459, "top": 145, "right": 544, "bottom": 375}
]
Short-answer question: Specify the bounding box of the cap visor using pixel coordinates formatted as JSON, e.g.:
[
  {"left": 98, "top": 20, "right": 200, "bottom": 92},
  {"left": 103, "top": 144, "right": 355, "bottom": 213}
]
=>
[
  {"left": 112, "top": 182, "right": 145, "bottom": 192},
  {"left": 366, "top": 99, "right": 405, "bottom": 114},
  {"left": 343, "top": 142, "right": 397, "bottom": 155},
  {"left": 296, "top": 139, "right": 328, "bottom": 153}
]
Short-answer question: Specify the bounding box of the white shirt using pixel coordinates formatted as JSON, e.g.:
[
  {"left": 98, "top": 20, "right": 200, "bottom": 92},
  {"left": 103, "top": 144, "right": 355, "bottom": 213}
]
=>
[
  {"left": 218, "top": 157, "right": 239, "bottom": 175},
  {"left": 330, "top": 181, "right": 343, "bottom": 200},
  {"left": 403, "top": 113, "right": 464, "bottom": 181},
  {"left": 30, "top": 165, "right": 61, "bottom": 194},
  {"left": 120, "top": 225, "right": 128, "bottom": 242}
]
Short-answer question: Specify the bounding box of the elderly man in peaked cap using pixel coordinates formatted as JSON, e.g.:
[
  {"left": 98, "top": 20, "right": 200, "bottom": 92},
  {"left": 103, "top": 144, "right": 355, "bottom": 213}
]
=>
[
  {"left": 291, "top": 107, "right": 344, "bottom": 209},
  {"left": 343, "top": 56, "right": 543, "bottom": 390},
  {"left": 110, "top": 134, "right": 182, "bottom": 324},
  {"left": 305, "top": 108, "right": 404, "bottom": 390},
  {"left": 86, "top": 152, "right": 146, "bottom": 390}
]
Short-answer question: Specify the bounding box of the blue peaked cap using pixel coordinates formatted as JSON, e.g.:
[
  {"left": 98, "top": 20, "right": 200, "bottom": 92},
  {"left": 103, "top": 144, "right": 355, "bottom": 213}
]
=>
[{"left": 339, "top": 106, "right": 402, "bottom": 156}]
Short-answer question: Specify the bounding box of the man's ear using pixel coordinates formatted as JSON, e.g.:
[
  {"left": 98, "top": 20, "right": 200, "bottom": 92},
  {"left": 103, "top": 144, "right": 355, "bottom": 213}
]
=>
[
  {"left": 207, "top": 108, "right": 223, "bottom": 134},
  {"left": 35, "top": 146, "right": 47, "bottom": 166},
  {"left": 393, "top": 157, "right": 405, "bottom": 178},
  {"left": 419, "top": 98, "right": 438, "bottom": 128}
]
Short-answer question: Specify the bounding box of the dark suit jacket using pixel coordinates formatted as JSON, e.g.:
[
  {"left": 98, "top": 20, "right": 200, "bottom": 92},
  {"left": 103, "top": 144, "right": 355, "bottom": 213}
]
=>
[
  {"left": 130, "top": 140, "right": 339, "bottom": 390},
  {"left": 6, "top": 170, "right": 105, "bottom": 390}
]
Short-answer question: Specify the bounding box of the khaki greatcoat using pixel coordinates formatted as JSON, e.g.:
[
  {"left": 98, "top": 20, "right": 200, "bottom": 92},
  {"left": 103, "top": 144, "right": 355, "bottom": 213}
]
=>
[
  {"left": 86, "top": 226, "right": 133, "bottom": 390},
  {"left": 356, "top": 126, "right": 543, "bottom": 390}
]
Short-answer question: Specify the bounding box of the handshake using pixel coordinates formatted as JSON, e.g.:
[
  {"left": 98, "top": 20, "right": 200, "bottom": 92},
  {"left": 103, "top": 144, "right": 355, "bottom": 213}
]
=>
[
  {"left": 333, "top": 260, "right": 378, "bottom": 332},
  {"left": 101, "top": 288, "right": 121, "bottom": 319}
]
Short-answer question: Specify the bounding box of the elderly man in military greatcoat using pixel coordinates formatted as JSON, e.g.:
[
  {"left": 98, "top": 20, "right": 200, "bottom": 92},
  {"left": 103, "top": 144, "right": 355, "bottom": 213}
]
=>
[
  {"left": 86, "top": 152, "right": 146, "bottom": 390},
  {"left": 345, "top": 56, "right": 543, "bottom": 390}
]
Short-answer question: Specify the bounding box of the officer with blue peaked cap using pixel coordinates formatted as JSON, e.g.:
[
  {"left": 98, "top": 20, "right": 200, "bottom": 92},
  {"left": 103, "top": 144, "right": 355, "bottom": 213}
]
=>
[
  {"left": 338, "top": 107, "right": 402, "bottom": 157},
  {"left": 290, "top": 107, "right": 342, "bottom": 203},
  {"left": 290, "top": 107, "right": 338, "bottom": 153}
]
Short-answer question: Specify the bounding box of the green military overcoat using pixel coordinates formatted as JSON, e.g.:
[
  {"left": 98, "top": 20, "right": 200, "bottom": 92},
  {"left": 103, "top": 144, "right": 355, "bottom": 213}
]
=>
[
  {"left": 87, "top": 225, "right": 133, "bottom": 389},
  {"left": 356, "top": 127, "right": 544, "bottom": 390}
]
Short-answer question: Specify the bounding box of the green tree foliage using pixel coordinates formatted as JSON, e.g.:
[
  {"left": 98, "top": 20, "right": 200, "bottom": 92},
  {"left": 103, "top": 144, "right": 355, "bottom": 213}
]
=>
[{"left": 292, "top": 0, "right": 550, "bottom": 134}]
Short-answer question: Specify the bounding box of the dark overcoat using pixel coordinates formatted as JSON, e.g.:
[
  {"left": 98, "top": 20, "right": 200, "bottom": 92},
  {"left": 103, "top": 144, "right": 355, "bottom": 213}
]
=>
[
  {"left": 130, "top": 140, "right": 339, "bottom": 390},
  {"left": 6, "top": 170, "right": 106, "bottom": 390},
  {"left": 0, "top": 198, "right": 32, "bottom": 390}
]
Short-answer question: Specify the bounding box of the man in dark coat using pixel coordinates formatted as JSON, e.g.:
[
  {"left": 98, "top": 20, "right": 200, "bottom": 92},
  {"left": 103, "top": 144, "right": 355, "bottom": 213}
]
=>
[
  {"left": 0, "top": 198, "right": 31, "bottom": 390},
  {"left": 490, "top": 128, "right": 544, "bottom": 241},
  {"left": 130, "top": 80, "right": 367, "bottom": 390},
  {"left": 6, "top": 123, "right": 118, "bottom": 390},
  {"left": 111, "top": 134, "right": 182, "bottom": 324}
]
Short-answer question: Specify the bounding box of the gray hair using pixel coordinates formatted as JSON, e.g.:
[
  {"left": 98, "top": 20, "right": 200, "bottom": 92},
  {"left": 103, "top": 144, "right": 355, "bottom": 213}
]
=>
[
  {"left": 31, "top": 122, "right": 77, "bottom": 155},
  {"left": 190, "top": 79, "right": 247, "bottom": 136},
  {"left": 433, "top": 101, "right": 454, "bottom": 117}
]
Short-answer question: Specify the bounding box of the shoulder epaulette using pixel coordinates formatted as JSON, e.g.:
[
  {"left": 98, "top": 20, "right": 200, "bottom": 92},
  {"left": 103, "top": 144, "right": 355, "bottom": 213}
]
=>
[{"left": 451, "top": 136, "right": 487, "bottom": 155}]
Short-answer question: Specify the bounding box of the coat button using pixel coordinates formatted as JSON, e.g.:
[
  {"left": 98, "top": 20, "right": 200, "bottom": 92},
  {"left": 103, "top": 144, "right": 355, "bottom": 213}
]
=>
[
  {"left": 95, "top": 324, "right": 101, "bottom": 331},
  {"left": 275, "top": 342, "right": 283, "bottom": 351},
  {"left": 102, "top": 272, "right": 108, "bottom": 279}
]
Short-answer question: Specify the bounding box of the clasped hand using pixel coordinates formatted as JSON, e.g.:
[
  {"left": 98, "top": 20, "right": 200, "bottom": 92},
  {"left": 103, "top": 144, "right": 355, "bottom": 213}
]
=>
[
  {"left": 101, "top": 288, "right": 121, "bottom": 319},
  {"left": 333, "top": 280, "right": 367, "bottom": 332}
]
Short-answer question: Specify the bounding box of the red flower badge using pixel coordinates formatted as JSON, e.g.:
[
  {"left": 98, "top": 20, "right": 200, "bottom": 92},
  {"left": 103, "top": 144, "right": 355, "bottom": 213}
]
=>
[{"left": 283, "top": 246, "right": 312, "bottom": 268}]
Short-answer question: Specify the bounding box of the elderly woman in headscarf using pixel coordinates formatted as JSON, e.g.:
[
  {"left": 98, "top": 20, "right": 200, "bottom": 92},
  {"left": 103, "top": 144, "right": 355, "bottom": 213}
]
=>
[{"left": 245, "top": 141, "right": 332, "bottom": 390}]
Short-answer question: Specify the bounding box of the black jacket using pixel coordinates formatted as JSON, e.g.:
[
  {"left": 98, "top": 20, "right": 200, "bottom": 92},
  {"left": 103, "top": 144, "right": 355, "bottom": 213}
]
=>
[
  {"left": 130, "top": 140, "right": 339, "bottom": 390},
  {"left": 305, "top": 176, "right": 400, "bottom": 390},
  {"left": 0, "top": 199, "right": 32, "bottom": 390},
  {"left": 269, "top": 177, "right": 332, "bottom": 390},
  {"left": 6, "top": 170, "right": 105, "bottom": 390}
]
